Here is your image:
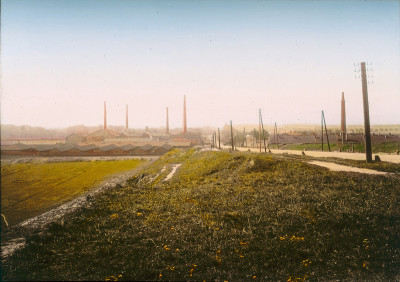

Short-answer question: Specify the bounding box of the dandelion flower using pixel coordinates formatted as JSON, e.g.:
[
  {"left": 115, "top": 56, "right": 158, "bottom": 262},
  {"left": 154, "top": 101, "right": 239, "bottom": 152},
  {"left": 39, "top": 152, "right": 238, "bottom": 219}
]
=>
[{"left": 302, "top": 259, "right": 311, "bottom": 267}]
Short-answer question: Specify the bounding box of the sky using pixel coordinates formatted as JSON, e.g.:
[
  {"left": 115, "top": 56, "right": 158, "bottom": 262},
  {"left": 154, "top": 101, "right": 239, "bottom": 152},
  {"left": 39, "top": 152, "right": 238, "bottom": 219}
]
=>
[{"left": 1, "top": 0, "right": 399, "bottom": 129}]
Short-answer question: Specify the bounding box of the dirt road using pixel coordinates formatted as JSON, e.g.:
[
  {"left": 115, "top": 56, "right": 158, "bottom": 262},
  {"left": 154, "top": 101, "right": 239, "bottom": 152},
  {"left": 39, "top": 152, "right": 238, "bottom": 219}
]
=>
[{"left": 230, "top": 146, "right": 400, "bottom": 164}]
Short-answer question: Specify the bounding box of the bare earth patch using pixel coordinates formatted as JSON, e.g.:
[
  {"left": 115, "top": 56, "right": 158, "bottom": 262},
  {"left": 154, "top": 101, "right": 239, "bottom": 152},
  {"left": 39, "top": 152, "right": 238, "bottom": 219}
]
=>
[
  {"left": 164, "top": 164, "right": 182, "bottom": 181},
  {"left": 308, "top": 160, "right": 388, "bottom": 175}
]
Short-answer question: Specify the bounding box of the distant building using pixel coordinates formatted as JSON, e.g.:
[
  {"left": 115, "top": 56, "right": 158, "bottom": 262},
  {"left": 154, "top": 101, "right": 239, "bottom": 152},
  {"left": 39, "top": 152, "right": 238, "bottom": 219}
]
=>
[
  {"left": 0, "top": 137, "right": 65, "bottom": 145},
  {"left": 171, "top": 132, "right": 203, "bottom": 146},
  {"left": 65, "top": 134, "right": 86, "bottom": 144},
  {"left": 86, "top": 129, "right": 120, "bottom": 143}
]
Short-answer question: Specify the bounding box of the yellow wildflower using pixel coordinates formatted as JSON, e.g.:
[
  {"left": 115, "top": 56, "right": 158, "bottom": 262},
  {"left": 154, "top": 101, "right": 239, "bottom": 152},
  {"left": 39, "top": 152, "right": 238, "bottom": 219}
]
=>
[
  {"left": 302, "top": 259, "right": 311, "bottom": 267},
  {"left": 189, "top": 264, "right": 197, "bottom": 277},
  {"left": 110, "top": 213, "right": 118, "bottom": 219}
]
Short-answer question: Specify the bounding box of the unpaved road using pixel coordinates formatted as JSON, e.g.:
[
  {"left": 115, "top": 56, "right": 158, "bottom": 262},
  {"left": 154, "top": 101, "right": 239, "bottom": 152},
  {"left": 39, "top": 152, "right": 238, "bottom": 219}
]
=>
[
  {"left": 308, "top": 161, "right": 389, "bottom": 175},
  {"left": 230, "top": 146, "right": 400, "bottom": 164}
]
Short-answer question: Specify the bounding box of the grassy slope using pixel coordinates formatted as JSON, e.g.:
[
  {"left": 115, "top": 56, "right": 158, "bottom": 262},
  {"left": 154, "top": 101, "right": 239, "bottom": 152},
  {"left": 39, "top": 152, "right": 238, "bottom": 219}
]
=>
[
  {"left": 1, "top": 159, "right": 143, "bottom": 226},
  {"left": 2, "top": 149, "right": 400, "bottom": 281}
]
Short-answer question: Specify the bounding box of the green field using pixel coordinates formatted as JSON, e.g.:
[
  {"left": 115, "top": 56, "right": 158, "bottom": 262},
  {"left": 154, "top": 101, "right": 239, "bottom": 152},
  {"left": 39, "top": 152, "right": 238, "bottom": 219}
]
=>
[
  {"left": 1, "top": 159, "right": 144, "bottom": 226},
  {"left": 2, "top": 149, "right": 400, "bottom": 280}
]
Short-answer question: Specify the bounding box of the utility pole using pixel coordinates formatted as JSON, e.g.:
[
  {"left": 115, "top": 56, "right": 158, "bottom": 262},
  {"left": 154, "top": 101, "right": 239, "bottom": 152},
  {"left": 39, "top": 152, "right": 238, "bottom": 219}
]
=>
[
  {"left": 253, "top": 128, "right": 256, "bottom": 148},
  {"left": 360, "top": 62, "right": 372, "bottom": 162},
  {"left": 260, "top": 109, "right": 267, "bottom": 152},
  {"left": 258, "top": 110, "right": 262, "bottom": 153},
  {"left": 274, "top": 122, "right": 278, "bottom": 149},
  {"left": 243, "top": 127, "right": 246, "bottom": 147},
  {"left": 230, "top": 120, "right": 234, "bottom": 151},
  {"left": 218, "top": 128, "right": 221, "bottom": 149},
  {"left": 212, "top": 131, "right": 217, "bottom": 148},
  {"left": 321, "top": 110, "right": 331, "bottom": 152},
  {"left": 321, "top": 112, "right": 323, "bottom": 151}
]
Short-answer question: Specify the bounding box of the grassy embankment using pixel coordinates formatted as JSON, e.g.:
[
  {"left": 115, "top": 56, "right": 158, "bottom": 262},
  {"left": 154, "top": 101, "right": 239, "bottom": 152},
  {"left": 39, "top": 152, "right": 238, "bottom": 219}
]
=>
[
  {"left": 281, "top": 141, "right": 400, "bottom": 153},
  {"left": 2, "top": 149, "right": 400, "bottom": 281},
  {"left": 1, "top": 159, "right": 144, "bottom": 226}
]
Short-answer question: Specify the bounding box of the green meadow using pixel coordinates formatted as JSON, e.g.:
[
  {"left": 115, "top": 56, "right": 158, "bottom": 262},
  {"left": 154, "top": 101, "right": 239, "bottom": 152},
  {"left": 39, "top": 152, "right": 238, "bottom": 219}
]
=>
[
  {"left": 2, "top": 149, "right": 400, "bottom": 280},
  {"left": 1, "top": 159, "right": 144, "bottom": 226}
]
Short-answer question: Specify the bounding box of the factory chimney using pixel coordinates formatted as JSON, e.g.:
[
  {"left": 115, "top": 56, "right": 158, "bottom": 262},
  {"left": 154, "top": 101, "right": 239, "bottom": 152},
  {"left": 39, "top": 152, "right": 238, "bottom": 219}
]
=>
[
  {"left": 104, "top": 101, "right": 107, "bottom": 130},
  {"left": 341, "top": 92, "right": 346, "bottom": 143},
  {"left": 126, "top": 104, "right": 129, "bottom": 129},
  {"left": 183, "top": 95, "right": 187, "bottom": 134},
  {"left": 166, "top": 107, "right": 169, "bottom": 134}
]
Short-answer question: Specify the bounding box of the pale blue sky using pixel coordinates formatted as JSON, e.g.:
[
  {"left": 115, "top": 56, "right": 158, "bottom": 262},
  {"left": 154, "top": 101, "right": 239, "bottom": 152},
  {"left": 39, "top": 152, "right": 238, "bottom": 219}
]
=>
[{"left": 1, "top": 0, "right": 399, "bottom": 129}]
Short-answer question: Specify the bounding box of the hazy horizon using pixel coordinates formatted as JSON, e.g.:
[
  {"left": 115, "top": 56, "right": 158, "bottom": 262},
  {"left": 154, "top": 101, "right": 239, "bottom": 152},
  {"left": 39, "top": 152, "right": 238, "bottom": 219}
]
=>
[
  {"left": 1, "top": 0, "right": 399, "bottom": 129},
  {"left": 2, "top": 122, "right": 400, "bottom": 132}
]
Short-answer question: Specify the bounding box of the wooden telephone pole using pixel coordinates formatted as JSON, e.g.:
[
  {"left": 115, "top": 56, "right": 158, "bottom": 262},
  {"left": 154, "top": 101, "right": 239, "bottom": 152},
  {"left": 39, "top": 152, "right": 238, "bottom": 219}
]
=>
[
  {"left": 218, "top": 128, "right": 221, "bottom": 149},
  {"left": 360, "top": 62, "right": 372, "bottom": 162},
  {"left": 259, "top": 109, "right": 267, "bottom": 152},
  {"left": 258, "top": 111, "right": 262, "bottom": 153},
  {"left": 321, "top": 110, "right": 331, "bottom": 152},
  {"left": 230, "top": 120, "right": 234, "bottom": 151}
]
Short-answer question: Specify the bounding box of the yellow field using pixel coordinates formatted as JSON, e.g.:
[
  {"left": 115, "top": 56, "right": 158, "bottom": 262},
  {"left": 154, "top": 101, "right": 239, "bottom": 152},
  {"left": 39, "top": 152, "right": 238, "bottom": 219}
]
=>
[{"left": 1, "top": 159, "right": 143, "bottom": 226}]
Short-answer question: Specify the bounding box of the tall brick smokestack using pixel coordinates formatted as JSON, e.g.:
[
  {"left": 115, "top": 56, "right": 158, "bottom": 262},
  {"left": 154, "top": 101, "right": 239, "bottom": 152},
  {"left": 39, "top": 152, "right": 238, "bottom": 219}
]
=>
[
  {"left": 166, "top": 107, "right": 169, "bottom": 134},
  {"left": 104, "top": 101, "right": 107, "bottom": 130},
  {"left": 183, "top": 95, "right": 187, "bottom": 134},
  {"left": 126, "top": 104, "right": 129, "bottom": 129},
  {"left": 341, "top": 92, "right": 346, "bottom": 143}
]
